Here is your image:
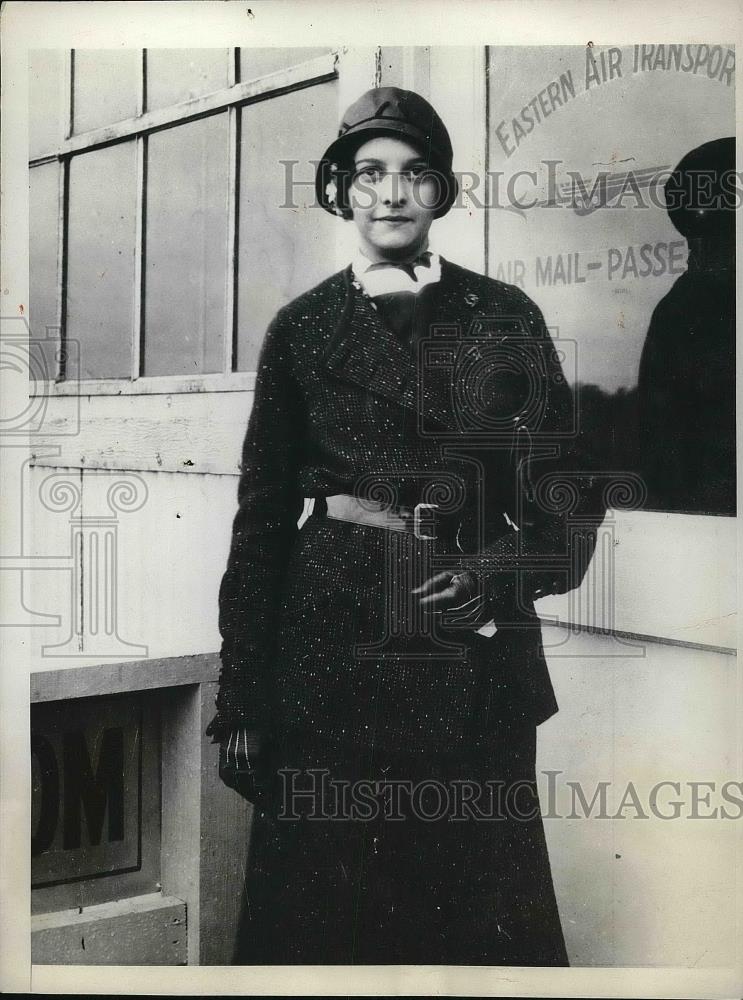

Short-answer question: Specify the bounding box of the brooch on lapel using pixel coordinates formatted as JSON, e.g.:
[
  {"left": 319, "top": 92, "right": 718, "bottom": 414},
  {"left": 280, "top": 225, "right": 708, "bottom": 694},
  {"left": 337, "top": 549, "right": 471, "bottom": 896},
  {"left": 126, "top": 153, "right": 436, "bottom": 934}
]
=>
[
  {"left": 351, "top": 277, "right": 378, "bottom": 310},
  {"left": 464, "top": 292, "right": 479, "bottom": 308}
]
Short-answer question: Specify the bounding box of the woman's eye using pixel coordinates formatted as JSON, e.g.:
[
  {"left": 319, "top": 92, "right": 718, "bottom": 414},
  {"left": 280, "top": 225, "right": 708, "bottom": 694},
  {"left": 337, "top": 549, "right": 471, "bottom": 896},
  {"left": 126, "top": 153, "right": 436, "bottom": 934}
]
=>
[
  {"left": 404, "top": 166, "right": 430, "bottom": 182},
  {"left": 355, "top": 168, "right": 382, "bottom": 184}
]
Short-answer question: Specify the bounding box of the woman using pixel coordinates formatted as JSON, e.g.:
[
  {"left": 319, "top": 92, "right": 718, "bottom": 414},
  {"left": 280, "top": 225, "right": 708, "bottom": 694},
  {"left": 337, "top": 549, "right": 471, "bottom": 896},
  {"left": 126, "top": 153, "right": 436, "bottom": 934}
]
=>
[{"left": 207, "top": 87, "right": 600, "bottom": 965}]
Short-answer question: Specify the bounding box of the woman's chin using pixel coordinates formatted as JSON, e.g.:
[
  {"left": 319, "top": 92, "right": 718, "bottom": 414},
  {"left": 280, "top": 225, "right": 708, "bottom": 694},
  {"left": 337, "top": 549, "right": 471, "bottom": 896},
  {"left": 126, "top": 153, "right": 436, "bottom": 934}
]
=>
[{"left": 370, "top": 236, "right": 421, "bottom": 258}]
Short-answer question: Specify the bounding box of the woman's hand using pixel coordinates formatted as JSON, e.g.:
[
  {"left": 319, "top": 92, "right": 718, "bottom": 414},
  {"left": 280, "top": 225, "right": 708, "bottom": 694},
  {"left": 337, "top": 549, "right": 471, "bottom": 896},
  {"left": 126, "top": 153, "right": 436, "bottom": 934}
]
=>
[
  {"left": 412, "top": 570, "right": 493, "bottom": 629},
  {"left": 412, "top": 570, "right": 479, "bottom": 610},
  {"left": 218, "top": 728, "right": 273, "bottom": 804}
]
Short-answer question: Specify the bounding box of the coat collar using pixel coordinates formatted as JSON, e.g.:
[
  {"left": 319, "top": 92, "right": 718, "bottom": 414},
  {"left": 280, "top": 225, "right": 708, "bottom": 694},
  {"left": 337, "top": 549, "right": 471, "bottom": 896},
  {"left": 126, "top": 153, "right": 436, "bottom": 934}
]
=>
[{"left": 322, "top": 257, "right": 484, "bottom": 431}]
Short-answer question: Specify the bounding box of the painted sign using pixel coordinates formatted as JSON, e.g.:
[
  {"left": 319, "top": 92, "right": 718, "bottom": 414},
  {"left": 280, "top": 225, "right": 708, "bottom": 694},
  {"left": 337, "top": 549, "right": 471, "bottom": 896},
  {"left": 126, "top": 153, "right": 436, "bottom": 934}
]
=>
[
  {"left": 31, "top": 695, "right": 142, "bottom": 887},
  {"left": 487, "top": 44, "right": 736, "bottom": 515}
]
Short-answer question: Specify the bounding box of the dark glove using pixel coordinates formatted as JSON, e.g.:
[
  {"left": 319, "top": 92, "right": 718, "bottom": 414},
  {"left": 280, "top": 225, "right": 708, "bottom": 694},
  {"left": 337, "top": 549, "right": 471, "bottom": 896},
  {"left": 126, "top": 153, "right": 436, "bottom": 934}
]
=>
[
  {"left": 412, "top": 570, "right": 491, "bottom": 629},
  {"left": 218, "top": 727, "right": 273, "bottom": 804}
]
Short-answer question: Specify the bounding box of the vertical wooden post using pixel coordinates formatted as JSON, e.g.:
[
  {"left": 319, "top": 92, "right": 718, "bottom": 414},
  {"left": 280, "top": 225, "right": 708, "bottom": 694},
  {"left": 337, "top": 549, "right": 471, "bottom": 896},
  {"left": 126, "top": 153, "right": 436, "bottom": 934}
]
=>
[
  {"left": 224, "top": 49, "right": 240, "bottom": 375},
  {"left": 132, "top": 51, "right": 147, "bottom": 381},
  {"left": 428, "top": 46, "right": 488, "bottom": 274}
]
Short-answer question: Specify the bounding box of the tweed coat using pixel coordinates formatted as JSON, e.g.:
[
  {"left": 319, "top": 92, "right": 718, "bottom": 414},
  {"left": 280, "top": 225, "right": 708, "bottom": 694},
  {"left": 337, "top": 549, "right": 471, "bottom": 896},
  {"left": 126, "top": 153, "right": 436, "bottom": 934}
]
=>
[{"left": 209, "top": 258, "right": 602, "bottom": 754}]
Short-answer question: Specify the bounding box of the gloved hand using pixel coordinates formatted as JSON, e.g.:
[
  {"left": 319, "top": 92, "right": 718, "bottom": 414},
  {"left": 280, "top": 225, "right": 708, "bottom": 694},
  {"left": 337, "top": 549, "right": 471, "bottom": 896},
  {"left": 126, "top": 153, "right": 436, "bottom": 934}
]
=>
[
  {"left": 412, "top": 570, "right": 490, "bottom": 628},
  {"left": 218, "top": 727, "right": 273, "bottom": 804}
]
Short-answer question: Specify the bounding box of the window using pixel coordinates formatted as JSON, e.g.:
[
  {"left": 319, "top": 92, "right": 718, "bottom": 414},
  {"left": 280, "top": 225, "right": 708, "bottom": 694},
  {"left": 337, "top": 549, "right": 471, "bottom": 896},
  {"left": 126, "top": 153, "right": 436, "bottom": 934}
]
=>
[
  {"left": 66, "top": 143, "right": 138, "bottom": 379},
  {"left": 237, "top": 82, "right": 338, "bottom": 370},
  {"left": 72, "top": 50, "right": 141, "bottom": 134},
  {"left": 145, "top": 48, "right": 230, "bottom": 110},
  {"left": 29, "top": 160, "right": 60, "bottom": 377},
  {"left": 144, "top": 116, "right": 230, "bottom": 377},
  {"left": 29, "top": 47, "right": 338, "bottom": 385}
]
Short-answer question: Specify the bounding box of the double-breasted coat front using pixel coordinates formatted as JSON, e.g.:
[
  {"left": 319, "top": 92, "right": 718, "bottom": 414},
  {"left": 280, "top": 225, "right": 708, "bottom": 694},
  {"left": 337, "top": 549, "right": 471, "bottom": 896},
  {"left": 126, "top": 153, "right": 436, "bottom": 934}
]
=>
[{"left": 209, "top": 257, "right": 602, "bottom": 755}]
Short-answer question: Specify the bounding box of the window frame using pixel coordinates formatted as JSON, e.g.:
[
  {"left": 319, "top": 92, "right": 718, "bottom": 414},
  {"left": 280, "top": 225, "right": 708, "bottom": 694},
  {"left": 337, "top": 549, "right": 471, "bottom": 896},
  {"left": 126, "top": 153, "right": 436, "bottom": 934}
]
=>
[{"left": 29, "top": 47, "right": 339, "bottom": 395}]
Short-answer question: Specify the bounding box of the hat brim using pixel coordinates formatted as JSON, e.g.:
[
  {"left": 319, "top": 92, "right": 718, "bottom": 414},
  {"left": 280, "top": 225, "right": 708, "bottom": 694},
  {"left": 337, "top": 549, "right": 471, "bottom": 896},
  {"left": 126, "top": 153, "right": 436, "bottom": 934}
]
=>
[{"left": 325, "top": 120, "right": 435, "bottom": 166}]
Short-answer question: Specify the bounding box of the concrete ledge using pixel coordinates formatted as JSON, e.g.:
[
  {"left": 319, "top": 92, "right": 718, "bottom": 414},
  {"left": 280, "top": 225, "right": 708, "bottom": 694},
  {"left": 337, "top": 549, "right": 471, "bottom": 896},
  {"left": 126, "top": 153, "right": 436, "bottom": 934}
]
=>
[
  {"left": 30, "top": 652, "right": 220, "bottom": 703},
  {"left": 31, "top": 892, "right": 187, "bottom": 965}
]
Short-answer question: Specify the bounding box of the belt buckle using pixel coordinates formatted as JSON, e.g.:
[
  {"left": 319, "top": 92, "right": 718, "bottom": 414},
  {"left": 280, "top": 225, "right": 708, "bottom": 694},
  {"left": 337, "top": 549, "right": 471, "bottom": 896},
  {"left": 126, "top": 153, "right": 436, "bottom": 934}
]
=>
[{"left": 413, "top": 502, "right": 438, "bottom": 540}]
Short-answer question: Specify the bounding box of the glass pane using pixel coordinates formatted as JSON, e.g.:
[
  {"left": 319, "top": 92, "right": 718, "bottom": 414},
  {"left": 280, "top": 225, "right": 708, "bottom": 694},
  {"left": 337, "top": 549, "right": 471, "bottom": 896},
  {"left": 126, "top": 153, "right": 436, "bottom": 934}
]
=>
[
  {"left": 236, "top": 80, "right": 338, "bottom": 371},
  {"left": 73, "top": 49, "right": 140, "bottom": 134},
  {"left": 144, "top": 115, "right": 229, "bottom": 376},
  {"left": 29, "top": 162, "right": 61, "bottom": 378},
  {"left": 29, "top": 50, "right": 65, "bottom": 157},
  {"left": 67, "top": 143, "right": 137, "bottom": 379},
  {"left": 238, "top": 47, "right": 334, "bottom": 81},
  {"left": 486, "top": 45, "right": 736, "bottom": 515},
  {"left": 146, "top": 49, "right": 230, "bottom": 110}
]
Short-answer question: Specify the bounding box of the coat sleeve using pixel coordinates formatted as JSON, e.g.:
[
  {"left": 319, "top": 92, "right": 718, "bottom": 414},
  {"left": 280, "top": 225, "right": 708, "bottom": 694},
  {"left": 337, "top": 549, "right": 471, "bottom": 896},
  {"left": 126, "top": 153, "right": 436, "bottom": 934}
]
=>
[
  {"left": 471, "top": 297, "right": 607, "bottom": 622},
  {"left": 206, "top": 312, "right": 305, "bottom": 741}
]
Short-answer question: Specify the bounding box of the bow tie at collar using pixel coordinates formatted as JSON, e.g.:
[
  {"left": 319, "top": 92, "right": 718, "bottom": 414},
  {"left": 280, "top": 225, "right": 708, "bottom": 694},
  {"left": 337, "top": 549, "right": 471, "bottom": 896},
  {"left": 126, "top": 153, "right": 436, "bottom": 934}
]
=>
[
  {"left": 365, "top": 252, "right": 433, "bottom": 281},
  {"left": 352, "top": 250, "right": 441, "bottom": 296}
]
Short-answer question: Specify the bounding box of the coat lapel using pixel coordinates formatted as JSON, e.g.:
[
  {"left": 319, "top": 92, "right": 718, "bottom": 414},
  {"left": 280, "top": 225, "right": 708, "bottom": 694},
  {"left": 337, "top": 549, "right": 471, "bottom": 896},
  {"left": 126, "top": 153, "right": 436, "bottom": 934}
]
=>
[{"left": 322, "top": 259, "right": 483, "bottom": 431}]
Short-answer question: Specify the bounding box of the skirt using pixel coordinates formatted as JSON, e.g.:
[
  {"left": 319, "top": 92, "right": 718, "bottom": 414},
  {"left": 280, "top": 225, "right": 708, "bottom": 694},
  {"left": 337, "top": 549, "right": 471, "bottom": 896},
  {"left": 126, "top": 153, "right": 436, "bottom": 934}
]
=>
[{"left": 232, "top": 722, "right": 568, "bottom": 966}]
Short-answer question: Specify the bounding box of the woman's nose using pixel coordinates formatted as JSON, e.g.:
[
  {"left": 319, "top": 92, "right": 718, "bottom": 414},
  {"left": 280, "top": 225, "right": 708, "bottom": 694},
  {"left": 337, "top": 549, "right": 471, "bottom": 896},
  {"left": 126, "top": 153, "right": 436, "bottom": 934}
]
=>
[{"left": 379, "top": 172, "right": 408, "bottom": 206}]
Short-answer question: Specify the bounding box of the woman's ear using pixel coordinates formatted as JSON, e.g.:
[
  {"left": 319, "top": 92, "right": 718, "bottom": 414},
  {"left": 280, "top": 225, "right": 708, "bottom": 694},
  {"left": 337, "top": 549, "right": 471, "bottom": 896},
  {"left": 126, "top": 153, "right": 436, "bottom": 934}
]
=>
[{"left": 325, "top": 165, "right": 355, "bottom": 220}]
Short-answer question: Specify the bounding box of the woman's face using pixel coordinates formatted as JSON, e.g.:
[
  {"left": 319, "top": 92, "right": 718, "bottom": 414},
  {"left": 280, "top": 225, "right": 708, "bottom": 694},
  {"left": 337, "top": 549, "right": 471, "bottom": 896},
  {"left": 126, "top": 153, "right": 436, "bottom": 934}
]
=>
[{"left": 348, "top": 136, "right": 440, "bottom": 261}]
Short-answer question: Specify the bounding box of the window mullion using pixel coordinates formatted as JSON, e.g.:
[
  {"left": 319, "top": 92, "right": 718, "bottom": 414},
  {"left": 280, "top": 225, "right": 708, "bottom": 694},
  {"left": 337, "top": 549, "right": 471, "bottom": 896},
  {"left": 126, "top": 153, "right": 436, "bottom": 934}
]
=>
[
  {"left": 140, "top": 49, "right": 147, "bottom": 118},
  {"left": 224, "top": 48, "right": 240, "bottom": 374},
  {"left": 225, "top": 107, "right": 239, "bottom": 374},
  {"left": 64, "top": 50, "right": 74, "bottom": 139},
  {"left": 55, "top": 160, "right": 69, "bottom": 382},
  {"left": 132, "top": 135, "right": 146, "bottom": 380},
  {"left": 131, "top": 49, "right": 147, "bottom": 380},
  {"left": 55, "top": 51, "right": 73, "bottom": 381}
]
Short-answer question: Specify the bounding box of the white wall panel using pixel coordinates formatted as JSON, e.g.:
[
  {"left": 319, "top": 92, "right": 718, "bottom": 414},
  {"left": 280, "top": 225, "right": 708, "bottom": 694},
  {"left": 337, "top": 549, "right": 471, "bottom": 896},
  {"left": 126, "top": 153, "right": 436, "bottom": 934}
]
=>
[
  {"left": 538, "top": 508, "right": 736, "bottom": 650},
  {"left": 538, "top": 627, "right": 738, "bottom": 967},
  {"left": 27, "top": 466, "right": 235, "bottom": 671}
]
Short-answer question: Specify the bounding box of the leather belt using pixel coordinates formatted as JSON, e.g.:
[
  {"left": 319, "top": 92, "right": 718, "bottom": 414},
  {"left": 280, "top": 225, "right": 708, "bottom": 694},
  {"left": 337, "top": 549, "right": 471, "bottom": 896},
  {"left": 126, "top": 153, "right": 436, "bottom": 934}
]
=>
[{"left": 324, "top": 494, "right": 438, "bottom": 540}]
